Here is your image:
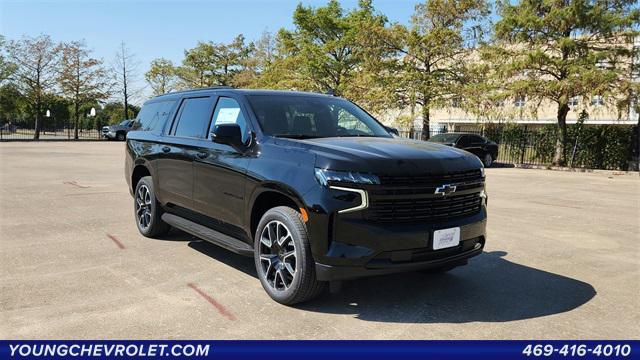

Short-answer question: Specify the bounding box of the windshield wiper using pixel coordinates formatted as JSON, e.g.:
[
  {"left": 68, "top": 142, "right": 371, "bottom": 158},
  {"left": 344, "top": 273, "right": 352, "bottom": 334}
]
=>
[
  {"left": 335, "top": 134, "right": 381, "bottom": 138},
  {"left": 272, "top": 134, "right": 321, "bottom": 139}
]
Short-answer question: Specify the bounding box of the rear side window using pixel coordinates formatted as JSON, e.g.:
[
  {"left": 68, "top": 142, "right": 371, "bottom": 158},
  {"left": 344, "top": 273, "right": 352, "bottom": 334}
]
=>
[
  {"left": 210, "top": 97, "right": 249, "bottom": 143},
  {"left": 134, "top": 100, "right": 175, "bottom": 134},
  {"left": 172, "top": 97, "right": 214, "bottom": 138},
  {"left": 457, "top": 135, "right": 472, "bottom": 147}
]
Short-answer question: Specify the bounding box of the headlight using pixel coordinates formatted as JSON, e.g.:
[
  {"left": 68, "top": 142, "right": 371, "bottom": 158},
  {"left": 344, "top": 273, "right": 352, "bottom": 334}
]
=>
[
  {"left": 314, "top": 168, "right": 380, "bottom": 187},
  {"left": 480, "top": 167, "right": 485, "bottom": 178}
]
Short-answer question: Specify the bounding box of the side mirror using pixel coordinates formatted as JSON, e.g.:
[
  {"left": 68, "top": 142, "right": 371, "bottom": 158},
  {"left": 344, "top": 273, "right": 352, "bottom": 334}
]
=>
[
  {"left": 385, "top": 126, "right": 399, "bottom": 136},
  {"left": 212, "top": 123, "right": 244, "bottom": 149}
]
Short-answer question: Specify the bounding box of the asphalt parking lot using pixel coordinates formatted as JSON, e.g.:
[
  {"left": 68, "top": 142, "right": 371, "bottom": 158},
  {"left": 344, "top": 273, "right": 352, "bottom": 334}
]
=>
[{"left": 1, "top": 142, "right": 638, "bottom": 339}]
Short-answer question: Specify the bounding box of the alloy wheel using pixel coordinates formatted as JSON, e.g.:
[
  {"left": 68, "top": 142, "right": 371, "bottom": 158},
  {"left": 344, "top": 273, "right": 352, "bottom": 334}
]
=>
[
  {"left": 259, "top": 220, "right": 297, "bottom": 291},
  {"left": 135, "top": 184, "right": 152, "bottom": 230},
  {"left": 484, "top": 153, "right": 493, "bottom": 167}
]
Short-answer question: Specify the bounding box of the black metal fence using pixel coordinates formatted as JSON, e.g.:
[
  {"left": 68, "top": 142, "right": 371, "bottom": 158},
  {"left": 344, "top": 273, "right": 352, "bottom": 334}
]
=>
[
  {"left": 0, "top": 127, "right": 103, "bottom": 141},
  {"left": 1, "top": 122, "right": 637, "bottom": 171},
  {"left": 397, "top": 125, "right": 638, "bottom": 171}
]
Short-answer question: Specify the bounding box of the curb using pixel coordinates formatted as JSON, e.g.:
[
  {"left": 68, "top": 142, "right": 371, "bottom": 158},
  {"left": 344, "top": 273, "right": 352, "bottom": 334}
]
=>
[{"left": 508, "top": 163, "right": 639, "bottom": 176}]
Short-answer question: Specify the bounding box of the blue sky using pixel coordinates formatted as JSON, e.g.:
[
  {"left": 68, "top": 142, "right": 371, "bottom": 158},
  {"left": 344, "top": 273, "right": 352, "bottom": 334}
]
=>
[{"left": 1, "top": 0, "right": 419, "bottom": 102}]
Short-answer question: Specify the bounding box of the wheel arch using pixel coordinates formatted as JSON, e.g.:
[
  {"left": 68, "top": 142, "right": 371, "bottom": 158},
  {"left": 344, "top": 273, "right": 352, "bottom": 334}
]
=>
[
  {"left": 248, "top": 184, "right": 306, "bottom": 240},
  {"left": 131, "top": 162, "right": 152, "bottom": 194}
]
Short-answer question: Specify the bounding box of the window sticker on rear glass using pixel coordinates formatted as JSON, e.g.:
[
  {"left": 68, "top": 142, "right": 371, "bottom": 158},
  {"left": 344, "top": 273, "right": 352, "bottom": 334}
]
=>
[{"left": 216, "top": 108, "right": 240, "bottom": 125}]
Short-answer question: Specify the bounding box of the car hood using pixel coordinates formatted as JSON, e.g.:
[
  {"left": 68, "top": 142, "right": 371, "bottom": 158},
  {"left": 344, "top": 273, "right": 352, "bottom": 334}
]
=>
[{"left": 290, "top": 137, "right": 481, "bottom": 175}]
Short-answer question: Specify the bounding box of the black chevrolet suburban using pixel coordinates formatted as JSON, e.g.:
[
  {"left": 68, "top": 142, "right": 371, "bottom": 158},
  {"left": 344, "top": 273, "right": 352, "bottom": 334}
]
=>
[{"left": 125, "top": 87, "right": 488, "bottom": 304}]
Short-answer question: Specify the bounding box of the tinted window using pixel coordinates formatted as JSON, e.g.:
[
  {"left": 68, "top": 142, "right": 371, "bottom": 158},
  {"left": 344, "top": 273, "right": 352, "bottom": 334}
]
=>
[
  {"left": 430, "top": 133, "right": 461, "bottom": 143},
  {"left": 469, "top": 135, "right": 485, "bottom": 144},
  {"left": 134, "top": 100, "right": 176, "bottom": 134},
  {"left": 173, "top": 97, "right": 213, "bottom": 138},
  {"left": 457, "top": 135, "right": 472, "bottom": 147},
  {"left": 247, "top": 95, "right": 389, "bottom": 138},
  {"left": 210, "top": 97, "right": 249, "bottom": 142},
  {"left": 336, "top": 108, "right": 374, "bottom": 135}
]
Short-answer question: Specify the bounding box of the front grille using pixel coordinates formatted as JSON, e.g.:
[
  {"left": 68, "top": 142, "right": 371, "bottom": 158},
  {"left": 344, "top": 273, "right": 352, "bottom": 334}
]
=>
[
  {"left": 378, "top": 169, "right": 482, "bottom": 187},
  {"left": 364, "top": 169, "right": 483, "bottom": 223}
]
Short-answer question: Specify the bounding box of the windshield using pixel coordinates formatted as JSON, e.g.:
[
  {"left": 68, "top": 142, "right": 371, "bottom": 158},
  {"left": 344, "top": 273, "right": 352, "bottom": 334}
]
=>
[
  {"left": 119, "top": 120, "right": 130, "bottom": 126},
  {"left": 430, "top": 133, "right": 461, "bottom": 143},
  {"left": 247, "top": 95, "right": 390, "bottom": 139}
]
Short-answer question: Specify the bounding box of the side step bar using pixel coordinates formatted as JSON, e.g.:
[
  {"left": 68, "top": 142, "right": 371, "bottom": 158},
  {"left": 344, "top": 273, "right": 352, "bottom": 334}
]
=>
[{"left": 161, "top": 213, "right": 254, "bottom": 257}]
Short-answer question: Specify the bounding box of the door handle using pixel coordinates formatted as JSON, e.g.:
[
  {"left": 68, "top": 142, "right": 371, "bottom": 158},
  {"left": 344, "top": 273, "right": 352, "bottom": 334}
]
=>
[
  {"left": 196, "top": 152, "right": 208, "bottom": 159},
  {"left": 162, "top": 146, "right": 171, "bottom": 153}
]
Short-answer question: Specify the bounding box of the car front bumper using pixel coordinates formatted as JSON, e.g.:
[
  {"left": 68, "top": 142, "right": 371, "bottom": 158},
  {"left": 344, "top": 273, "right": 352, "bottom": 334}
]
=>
[{"left": 311, "top": 208, "right": 487, "bottom": 281}]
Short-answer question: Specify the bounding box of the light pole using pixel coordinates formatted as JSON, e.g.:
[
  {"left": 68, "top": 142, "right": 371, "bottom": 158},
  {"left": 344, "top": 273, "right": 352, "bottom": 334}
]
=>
[
  {"left": 88, "top": 107, "right": 96, "bottom": 139},
  {"left": 45, "top": 110, "right": 50, "bottom": 136}
]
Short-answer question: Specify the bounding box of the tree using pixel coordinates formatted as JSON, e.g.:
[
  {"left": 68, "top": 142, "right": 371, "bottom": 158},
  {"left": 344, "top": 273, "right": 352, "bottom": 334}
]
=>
[
  {"left": 0, "top": 35, "right": 17, "bottom": 84},
  {"left": 177, "top": 35, "right": 251, "bottom": 88},
  {"left": 145, "top": 58, "right": 177, "bottom": 95},
  {"left": 41, "top": 93, "right": 71, "bottom": 133},
  {"left": 0, "top": 83, "right": 27, "bottom": 125},
  {"left": 6, "top": 34, "right": 60, "bottom": 139},
  {"left": 113, "top": 41, "right": 140, "bottom": 120},
  {"left": 95, "top": 101, "right": 140, "bottom": 126},
  {"left": 489, "top": 0, "right": 639, "bottom": 166},
  {"left": 271, "top": 0, "right": 387, "bottom": 98},
  {"left": 59, "top": 40, "right": 111, "bottom": 139},
  {"left": 234, "top": 31, "right": 276, "bottom": 88},
  {"left": 369, "top": 0, "right": 489, "bottom": 139}
]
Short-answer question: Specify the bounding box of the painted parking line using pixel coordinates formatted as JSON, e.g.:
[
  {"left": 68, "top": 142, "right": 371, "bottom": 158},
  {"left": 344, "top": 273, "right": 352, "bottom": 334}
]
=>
[
  {"left": 187, "top": 283, "right": 236, "bottom": 321},
  {"left": 106, "top": 233, "right": 126, "bottom": 250},
  {"left": 63, "top": 180, "right": 90, "bottom": 188}
]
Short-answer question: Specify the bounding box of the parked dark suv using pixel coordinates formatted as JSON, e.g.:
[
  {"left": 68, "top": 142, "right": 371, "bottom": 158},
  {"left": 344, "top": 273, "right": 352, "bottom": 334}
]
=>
[
  {"left": 429, "top": 133, "right": 498, "bottom": 167},
  {"left": 125, "top": 87, "right": 488, "bottom": 304}
]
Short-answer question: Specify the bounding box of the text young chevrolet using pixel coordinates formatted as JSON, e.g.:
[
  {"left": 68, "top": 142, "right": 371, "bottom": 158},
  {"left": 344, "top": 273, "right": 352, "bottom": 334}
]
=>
[{"left": 125, "top": 88, "right": 488, "bottom": 304}]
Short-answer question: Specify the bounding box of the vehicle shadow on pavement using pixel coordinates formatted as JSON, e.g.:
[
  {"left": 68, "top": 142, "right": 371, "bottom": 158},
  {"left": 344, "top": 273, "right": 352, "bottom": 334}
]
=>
[
  {"left": 298, "top": 251, "right": 597, "bottom": 323},
  {"left": 185, "top": 243, "right": 596, "bottom": 323},
  {"left": 188, "top": 240, "right": 258, "bottom": 277}
]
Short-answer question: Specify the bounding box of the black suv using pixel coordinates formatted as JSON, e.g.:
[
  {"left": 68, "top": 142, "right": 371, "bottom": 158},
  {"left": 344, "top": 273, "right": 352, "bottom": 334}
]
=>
[
  {"left": 125, "top": 88, "right": 487, "bottom": 304},
  {"left": 429, "top": 133, "right": 499, "bottom": 167}
]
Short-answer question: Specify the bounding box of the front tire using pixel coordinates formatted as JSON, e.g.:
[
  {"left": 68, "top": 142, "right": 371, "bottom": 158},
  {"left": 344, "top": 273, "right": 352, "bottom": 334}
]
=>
[
  {"left": 134, "top": 176, "right": 170, "bottom": 237},
  {"left": 116, "top": 132, "right": 126, "bottom": 141},
  {"left": 254, "top": 206, "right": 327, "bottom": 305},
  {"left": 482, "top": 153, "right": 493, "bottom": 167}
]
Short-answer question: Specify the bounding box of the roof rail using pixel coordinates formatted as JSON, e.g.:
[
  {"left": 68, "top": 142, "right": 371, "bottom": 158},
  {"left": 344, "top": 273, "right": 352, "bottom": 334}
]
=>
[{"left": 157, "top": 86, "right": 235, "bottom": 97}]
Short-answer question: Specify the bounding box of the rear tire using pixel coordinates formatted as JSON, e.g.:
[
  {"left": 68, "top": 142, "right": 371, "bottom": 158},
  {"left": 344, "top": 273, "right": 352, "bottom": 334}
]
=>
[
  {"left": 254, "top": 206, "right": 327, "bottom": 305},
  {"left": 134, "top": 176, "right": 170, "bottom": 238}
]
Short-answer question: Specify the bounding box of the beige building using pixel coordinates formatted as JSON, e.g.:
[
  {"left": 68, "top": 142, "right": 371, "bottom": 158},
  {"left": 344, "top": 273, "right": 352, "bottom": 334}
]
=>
[
  {"left": 429, "top": 95, "right": 636, "bottom": 132},
  {"left": 379, "top": 37, "right": 639, "bottom": 132}
]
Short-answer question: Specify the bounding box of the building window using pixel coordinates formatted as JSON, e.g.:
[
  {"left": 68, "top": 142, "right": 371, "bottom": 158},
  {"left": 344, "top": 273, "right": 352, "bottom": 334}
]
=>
[
  {"left": 591, "top": 95, "right": 604, "bottom": 106},
  {"left": 596, "top": 60, "right": 611, "bottom": 70},
  {"left": 514, "top": 96, "right": 526, "bottom": 108},
  {"left": 568, "top": 96, "right": 579, "bottom": 106}
]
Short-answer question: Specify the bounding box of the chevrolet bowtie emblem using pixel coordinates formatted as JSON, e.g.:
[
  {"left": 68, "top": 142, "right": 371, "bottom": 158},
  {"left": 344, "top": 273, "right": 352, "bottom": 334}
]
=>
[{"left": 434, "top": 184, "right": 457, "bottom": 196}]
